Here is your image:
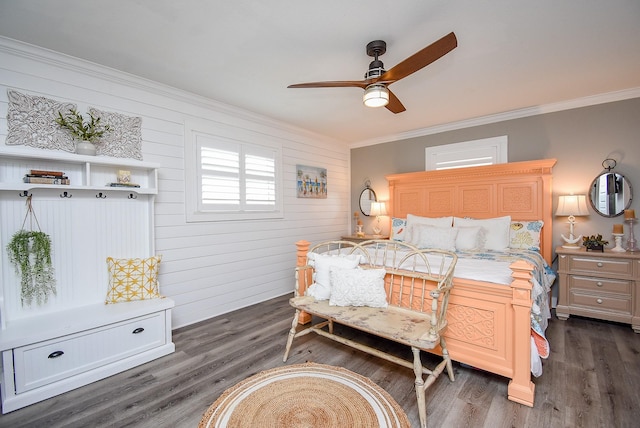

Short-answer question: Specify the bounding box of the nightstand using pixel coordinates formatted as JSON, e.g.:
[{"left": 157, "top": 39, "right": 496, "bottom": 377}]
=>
[
  {"left": 555, "top": 246, "right": 640, "bottom": 332},
  {"left": 341, "top": 234, "right": 388, "bottom": 242}
]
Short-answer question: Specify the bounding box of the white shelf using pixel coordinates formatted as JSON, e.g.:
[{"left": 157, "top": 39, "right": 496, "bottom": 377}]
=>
[{"left": 0, "top": 146, "right": 159, "bottom": 195}]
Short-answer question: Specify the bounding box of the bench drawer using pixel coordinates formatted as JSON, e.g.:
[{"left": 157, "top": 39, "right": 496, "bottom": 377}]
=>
[{"left": 13, "top": 312, "right": 166, "bottom": 393}]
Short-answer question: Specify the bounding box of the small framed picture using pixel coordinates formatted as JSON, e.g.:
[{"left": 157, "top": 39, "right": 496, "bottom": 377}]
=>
[
  {"left": 117, "top": 170, "right": 131, "bottom": 184},
  {"left": 296, "top": 165, "right": 327, "bottom": 199}
]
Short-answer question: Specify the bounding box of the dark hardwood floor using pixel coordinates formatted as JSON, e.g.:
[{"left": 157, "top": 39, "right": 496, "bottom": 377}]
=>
[{"left": 2, "top": 294, "right": 639, "bottom": 428}]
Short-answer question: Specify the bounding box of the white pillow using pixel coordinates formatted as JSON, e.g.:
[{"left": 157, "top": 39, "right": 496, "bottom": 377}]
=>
[
  {"left": 405, "top": 214, "right": 453, "bottom": 244},
  {"left": 329, "top": 267, "right": 388, "bottom": 308},
  {"left": 455, "top": 226, "right": 485, "bottom": 251},
  {"left": 453, "top": 216, "right": 511, "bottom": 251},
  {"left": 306, "top": 253, "right": 362, "bottom": 300},
  {"left": 412, "top": 224, "right": 458, "bottom": 251}
]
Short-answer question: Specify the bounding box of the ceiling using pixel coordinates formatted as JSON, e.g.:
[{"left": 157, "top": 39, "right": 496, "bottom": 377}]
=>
[{"left": 1, "top": 1, "right": 639, "bottom": 145}]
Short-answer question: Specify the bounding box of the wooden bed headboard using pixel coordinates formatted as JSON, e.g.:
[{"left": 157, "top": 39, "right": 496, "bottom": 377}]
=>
[{"left": 386, "top": 159, "right": 557, "bottom": 264}]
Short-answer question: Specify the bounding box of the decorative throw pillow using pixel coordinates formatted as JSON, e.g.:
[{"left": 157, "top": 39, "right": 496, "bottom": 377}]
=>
[
  {"left": 453, "top": 216, "right": 512, "bottom": 251},
  {"left": 89, "top": 107, "right": 143, "bottom": 160},
  {"left": 390, "top": 217, "right": 407, "bottom": 241},
  {"left": 6, "top": 89, "right": 77, "bottom": 152},
  {"left": 455, "top": 226, "right": 485, "bottom": 251},
  {"left": 412, "top": 224, "right": 458, "bottom": 251},
  {"left": 105, "top": 255, "right": 163, "bottom": 304},
  {"left": 510, "top": 220, "right": 544, "bottom": 251},
  {"left": 404, "top": 214, "right": 454, "bottom": 245},
  {"left": 329, "top": 267, "right": 388, "bottom": 307},
  {"left": 306, "top": 253, "right": 362, "bottom": 300}
]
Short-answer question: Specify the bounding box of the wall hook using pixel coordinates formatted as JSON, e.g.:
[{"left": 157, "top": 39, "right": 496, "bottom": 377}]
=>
[
  {"left": 128, "top": 193, "right": 137, "bottom": 200},
  {"left": 96, "top": 192, "right": 106, "bottom": 199},
  {"left": 19, "top": 190, "right": 31, "bottom": 198},
  {"left": 60, "top": 191, "right": 73, "bottom": 198}
]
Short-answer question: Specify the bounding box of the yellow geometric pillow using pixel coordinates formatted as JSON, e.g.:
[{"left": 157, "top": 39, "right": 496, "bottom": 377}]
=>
[{"left": 105, "top": 255, "right": 163, "bottom": 304}]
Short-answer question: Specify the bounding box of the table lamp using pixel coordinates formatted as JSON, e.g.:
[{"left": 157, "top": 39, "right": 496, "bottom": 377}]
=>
[
  {"left": 369, "top": 201, "right": 388, "bottom": 238},
  {"left": 555, "top": 194, "right": 589, "bottom": 248}
]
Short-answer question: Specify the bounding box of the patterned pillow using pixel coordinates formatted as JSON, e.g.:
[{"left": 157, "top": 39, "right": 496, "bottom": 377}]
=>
[
  {"left": 510, "top": 220, "right": 544, "bottom": 251},
  {"left": 454, "top": 216, "right": 511, "bottom": 251},
  {"left": 390, "top": 217, "right": 407, "bottom": 241},
  {"left": 105, "top": 256, "right": 163, "bottom": 304},
  {"left": 306, "top": 253, "right": 362, "bottom": 300},
  {"left": 329, "top": 267, "right": 388, "bottom": 307},
  {"left": 412, "top": 224, "right": 458, "bottom": 251}
]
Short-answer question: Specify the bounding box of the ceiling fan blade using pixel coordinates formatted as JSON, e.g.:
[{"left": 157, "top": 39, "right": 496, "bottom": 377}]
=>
[
  {"left": 377, "top": 32, "right": 457, "bottom": 83},
  {"left": 385, "top": 89, "right": 406, "bottom": 114},
  {"left": 288, "top": 80, "right": 368, "bottom": 89}
]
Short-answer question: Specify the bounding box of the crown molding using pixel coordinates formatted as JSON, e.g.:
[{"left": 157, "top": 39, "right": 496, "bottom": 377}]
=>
[
  {"left": 0, "top": 36, "right": 340, "bottom": 146},
  {"left": 350, "top": 87, "right": 640, "bottom": 149}
]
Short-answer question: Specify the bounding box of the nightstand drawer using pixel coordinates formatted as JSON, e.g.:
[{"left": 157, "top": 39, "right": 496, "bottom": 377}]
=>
[
  {"left": 568, "top": 275, "right": 631, "bottom": 295},
  {"left": 569, "top": 291, "right": 631, "bottom": 314},
  {"left": 567, "top": 255, "right": 633, "bottom": 277}
]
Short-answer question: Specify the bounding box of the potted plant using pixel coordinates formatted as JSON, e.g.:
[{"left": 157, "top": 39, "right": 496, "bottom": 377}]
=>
[
  {"left": 582, "top": 234, "right": 608, "bottom": 252},
  {"left": 6, "top": 230, "right": 57, "bottom": 306},
  {"left": 56, "top": 108, "right": 110, "bottom": 155}
]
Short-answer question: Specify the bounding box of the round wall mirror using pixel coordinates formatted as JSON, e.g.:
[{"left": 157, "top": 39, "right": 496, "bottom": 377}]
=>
[
  {"left": 359, "top": 187, "right": 377, "bottom": 216},
  {"left": 589, "top": 172, "right": 633, "bottom": 217}
]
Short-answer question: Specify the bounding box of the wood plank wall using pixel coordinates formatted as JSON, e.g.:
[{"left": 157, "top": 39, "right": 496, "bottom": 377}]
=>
[{"left": 0, "top": 37, "right": 349, "bottom": 329}]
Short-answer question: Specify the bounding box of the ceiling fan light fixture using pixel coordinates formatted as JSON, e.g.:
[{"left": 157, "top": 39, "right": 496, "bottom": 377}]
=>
[{"left": 363, "top": 84, "right": 389, "bottom": 108}]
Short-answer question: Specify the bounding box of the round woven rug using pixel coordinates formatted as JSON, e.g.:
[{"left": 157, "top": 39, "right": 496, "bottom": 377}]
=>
[{"left": 199, "top": 362, "right": 410, "bottom": 428}]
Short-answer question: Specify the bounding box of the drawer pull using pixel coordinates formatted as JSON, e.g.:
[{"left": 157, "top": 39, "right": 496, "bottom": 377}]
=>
[
  {"left": 48, "top": 351, "right": 64, "bottom": 359},
  {"left": 596, "top": 281, "right": 603, "bottom": 287},
  {"left": 596, "top": 298, "right": 603, "bottom": 304},
  {"left": 132, "top": 327, "right": 145, "bottom": 334},
  {"left": 597, "top": 262, "right": 603, "bottom": 267}
]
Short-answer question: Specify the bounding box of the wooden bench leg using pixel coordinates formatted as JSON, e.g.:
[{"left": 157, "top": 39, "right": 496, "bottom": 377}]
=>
[
  {"left": 283, "top": 309, "right": 301, "bottom": 362},
  {"left": 411, "top": 347, "right": 427, "bottom": 428},
  {"left": 441, "top": 336, "right": 455, "bottom": 382}
]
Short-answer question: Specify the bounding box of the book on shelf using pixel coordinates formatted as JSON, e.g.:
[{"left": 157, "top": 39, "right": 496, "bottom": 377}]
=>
[
  {"left": 23, "top": 176, "right": 70, "bottom": 185},
  {"left": 107, "top": 182, "right": 140, "bottom": 188},
  {"left": 29, "top": 169, "right": 65, "bottom": 177}
]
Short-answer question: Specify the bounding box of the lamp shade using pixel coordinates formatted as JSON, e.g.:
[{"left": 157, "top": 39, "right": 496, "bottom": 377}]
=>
[
  {"left": 363, "top": 84, "right": 389, "bottom": 108},
  {"left": 370, "top": 201, "right": 388, "bottom": 217},
  {"left": 555, "top": 195, "right": 589, "bottom": 217}
]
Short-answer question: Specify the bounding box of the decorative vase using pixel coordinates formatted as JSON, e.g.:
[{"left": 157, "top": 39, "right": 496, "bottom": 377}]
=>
[{"left": 76, "top": 140, "right": 97, "bottom": 156}]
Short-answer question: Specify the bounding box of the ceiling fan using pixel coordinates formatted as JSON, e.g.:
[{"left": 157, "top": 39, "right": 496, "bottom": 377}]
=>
[{"left": 288, "top": 32, "right": 457, "bottom": 113}]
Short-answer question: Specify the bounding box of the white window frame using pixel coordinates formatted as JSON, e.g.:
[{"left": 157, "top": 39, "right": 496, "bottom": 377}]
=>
[
  {"left": 185, "top": 120, "right": 284, "bottom": 222},
  {"left": 425, "top": 135, "right": 508, "bottom": 170}
]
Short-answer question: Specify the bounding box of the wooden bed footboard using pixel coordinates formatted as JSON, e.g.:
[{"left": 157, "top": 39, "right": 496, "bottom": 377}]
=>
[{"left": 294, "top": 239, "right": 538, "bottom": 406}]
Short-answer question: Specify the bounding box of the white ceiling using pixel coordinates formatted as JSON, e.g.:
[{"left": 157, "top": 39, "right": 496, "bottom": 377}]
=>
[{"left": 1, "top": 1, "right": 639, "bottom": 145}]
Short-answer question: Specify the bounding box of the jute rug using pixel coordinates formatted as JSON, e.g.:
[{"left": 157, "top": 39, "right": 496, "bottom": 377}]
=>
[{"left": 198, "top": 362, "right": 410, "bottom": 428}]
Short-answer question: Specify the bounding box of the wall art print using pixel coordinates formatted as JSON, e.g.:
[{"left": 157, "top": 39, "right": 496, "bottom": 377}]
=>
[
  {"left": 297, "top": 165, "right": 327, "bottom": 199},
  {"left": 89, "top": 107, "right": 143, "bottom": 160},
  {"left": 6, "top": 89, "right": 77, "bottom": 152}
]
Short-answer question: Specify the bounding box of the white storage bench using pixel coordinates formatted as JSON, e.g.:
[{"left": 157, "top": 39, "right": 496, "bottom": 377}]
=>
[{"left": 0, "top": 298, "right": 174, "bottom": 413}]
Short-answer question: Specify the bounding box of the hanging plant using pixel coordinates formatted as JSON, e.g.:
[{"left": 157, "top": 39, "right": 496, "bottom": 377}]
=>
[
  {"left": 7, "top": 196, "right": 57, "bottom": 306},
  {"left": 7, "top": 230, "right": 56, "bottom": 306}
]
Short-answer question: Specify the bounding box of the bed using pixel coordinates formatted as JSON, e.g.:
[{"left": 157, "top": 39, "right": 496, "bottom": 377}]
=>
[{"left": 295, "top": 158, "right": 557, "bottom": 407}]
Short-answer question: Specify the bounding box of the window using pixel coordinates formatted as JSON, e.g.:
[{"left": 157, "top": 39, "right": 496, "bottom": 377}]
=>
[
  {"left": 185, "top": 121, "right": 283, "bottom": 222},
  {"left": 425, "top": 136, "right": 508, "bottom": 170}
]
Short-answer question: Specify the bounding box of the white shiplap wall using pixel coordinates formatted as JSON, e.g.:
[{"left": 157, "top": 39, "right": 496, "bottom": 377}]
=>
[{"left": 0, "top": 37, "right": 350, "bottom": 329}]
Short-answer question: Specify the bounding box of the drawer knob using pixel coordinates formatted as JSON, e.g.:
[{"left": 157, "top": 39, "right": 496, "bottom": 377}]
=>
[
  {"left": 597, "top": 281, "right": 603, "bottom": 287},
  {"left": 48, "top": 350, "right": 64, "bottom": 359},
  {"left": 132, "top": 327, "right": 145, "bottom": 334},
  {"left": 596, "top": 298, "right": 603, "bottom": 304},
  {"left": 597, "top": 262, "right": 603, "bottom": 267}
]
